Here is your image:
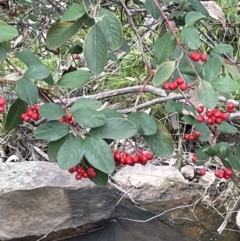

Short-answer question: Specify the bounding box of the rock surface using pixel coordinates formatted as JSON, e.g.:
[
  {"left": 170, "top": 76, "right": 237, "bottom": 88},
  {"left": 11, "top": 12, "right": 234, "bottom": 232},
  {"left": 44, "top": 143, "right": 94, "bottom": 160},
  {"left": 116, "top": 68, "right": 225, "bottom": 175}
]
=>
[
  {"left": 113, "top": 164, "right": 204, "bottom": 212},
  {"left": 198, "top": 171, "right": 215, "bottom": 189},
  {"left": 180, "top": 165, "right": 195, "bottom": 180},
  {"left": 0, "top": 161, "right": 116, "bottom": 241}
]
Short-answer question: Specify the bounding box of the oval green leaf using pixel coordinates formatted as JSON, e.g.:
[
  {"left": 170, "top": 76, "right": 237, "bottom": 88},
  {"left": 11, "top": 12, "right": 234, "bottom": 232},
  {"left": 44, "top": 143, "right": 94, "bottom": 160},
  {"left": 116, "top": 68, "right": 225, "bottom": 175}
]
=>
[
  {"left": 40, "top": 103, "right": 66, "bottom": 121},
  {"left": 153, "top": 61, "right": 175, "bottom": 87},
  {"left": 84, "top": 136, "right": 115, "bottom": 174},
  {"left": 0, "top": 43, "right": 7, "bottom": 61},
  {"left": 0, "top": 21, "right": 18, "bottom": 41},
  {"left": 15, "top": 78, "right": 38, "bottom": 106},
  {"left": 89, "top": 118, "right": 137, "bottom": 139},
  {"left": 212, "top": 77, "right": 240, "bottom": 93},
  {"left": 70, "top": 98, "right": 102, "bottom": 112},
  {"left": 213, "top": 43, "right": 233, "bottom": 54},
  {"left": 145, "top": 0, "right": 161, "bottom": 19},
  {"left": 97, "top": 8, "right": 123, "bottom": 50},
  {"left": 127, "top": 111, "right": 157, "bottom": 135},
  {"left": 195, "top": 122, "right": 210, "bottom": 142},
  {"left": 46, "top": 19, "right": 83, "bottom": 49},
  {"left": 185, "top": 11, "right": 206, "bottom": 25},
  {"left": 84, "top": 24, "right": 108, "bottom": 75},
  {"left": 100, "top": 108, "right": 124, "bottom": 119},
  {"left": 24, "top": 64, "right": 51, "bottom": 80},
  {"left": 197, "top": 80, "right": 218, "bottom": 109},
  {"left": 143, "top": 120, "right": 174, "bottom": 158},
  {"left": 73, "top": 107, "right": 106, "bottom": 128},
  {"left": 57, "top": 70, "right": 90, "bottom": 89},
  {"left": 57, "top": 137, "right": 84, "bottom": 169},
  {"left": 153, "top": 31, "right": 176, "bottom": 65},
  {"left": 61, "top": 4, "right": 86, "bottom": 22},
  {"left": 218, "top": 121, "right": 237, "bottom": 134},
  {"left": 203, "top": 56, "right": 222, "bottom": 82},
  {"left": 181, "top": 26, "right": 201, "bottom": 50},
  {"left": 33, "top": 121, "right": 70, "bottom": 141},
  {"left": 6, "top": 98, "right": 27, "bottom": 131},
  {"left": 15, "top": 50, "right": 43, "bottom": 66}
]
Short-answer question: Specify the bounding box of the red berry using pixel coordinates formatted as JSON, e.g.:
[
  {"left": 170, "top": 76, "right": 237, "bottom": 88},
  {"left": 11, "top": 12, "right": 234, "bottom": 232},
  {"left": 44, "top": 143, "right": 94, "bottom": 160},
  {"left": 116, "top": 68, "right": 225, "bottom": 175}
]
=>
[
  {"left": 215, "top": 118, "right": 222, "bottom": 124},
  {"left": 169, "top": 83, "right": 176, "bottom": 90},
  {"left": 163, "top": 82, "right": 170, "bottom": 90},
  {"left": 220, "top": 112, "right": 229, "bottom": 120},
  {"left": 206, "top": 111, "right": 212, "bottom": 117},
  {"left": 76, "top": 166, "right": 83, "bottom": 174},
  {"left": 66, "top": 113, "right": 73, "bottom": 120},
  {"left": 200, "top": 54, "right": 207, "bottom": 62},
  {"left": 215, "top": 170, "right": 220, "bottom": 178},
  {"left": 224, "top": 174, "right": 231, "bottom": 180},
  {"left": 227, "top": 107, "right": 235, "bottom": 113},
  {"left": 190, "top": 52, "right": 200, "bottom": 62},
  {"left": 213, "top": 111, "right": 221, "bottom": 118},
  {"left": 114, "top": 150, "right": 121, "bottom": 162},
  {"left": 206, "top": 118, "right": 214, "bottom": 125},
  {"left": 31, "top": 112, "right": 40, "bottom": 121},
  {"left": 145, "top": 152, "right": 153, "bottom": 161},
  {"left": 227, "top": 102, "right": 234, "bottom": 109},
  {"left": 140, "top": 155, "right": 148, "bottom": 165},
  {"left": 196, "top": 105, "right": 204, "bottom": 113},
  {"left": 120, "top": 156, "right": 126, "bottom": 165},
  {"left": 27, "top": 109, "right": 34, "bottom": 117},
  {"left": 176, "top": 77, "right": 184, "bottom": 85},
  {"left": 74, "top": 54, "right": 80, "bottom": 60},
  {"left": 199, "top": 168, "right": 206, "bottom": 176},
  {"left": 68, "top": 167, "right": 75, "bottom": 174},
  {"left": 132, "top": 155, "right": 139, "bottom": 163},
  {"left": 69, "top": 119, "right": 75, "bottom": 125},
  {"left": 82, "top": 171, "right": 89, "bottom": 178},
  {"left": 219, "top": 171, "right": 224, "bottom": 178},
  {"left": 126, "top": 156, "right": 134, "bottom": 166},
  {"left": 87, "top": 167, "right": 97, "bottom": 178},
  {"left": 184, "top": 134, "right": 190, "bottom": 140},
  {"left": 34, "top": 104, "right": 40, "bottom": 112},
  {"left": 194, "top": 130, "right": 201, "bottom": 137},
  {"left": 196, "top": 115, "right": 204, "bottom": 123},
  {"left": 224, "top": 168, "right": 232, "bottom": 176},
  {"left": 179, "top": 82, "right": 188, "bottom": 91},
  {"left": 75, "top": 173, "right": 82, "bottom": 180},
  {"left": 0, "top": 97, "right": 6, "bottom": 106},
  {"left": 192, "top": 155, "right": 197, "bottom": 162}
]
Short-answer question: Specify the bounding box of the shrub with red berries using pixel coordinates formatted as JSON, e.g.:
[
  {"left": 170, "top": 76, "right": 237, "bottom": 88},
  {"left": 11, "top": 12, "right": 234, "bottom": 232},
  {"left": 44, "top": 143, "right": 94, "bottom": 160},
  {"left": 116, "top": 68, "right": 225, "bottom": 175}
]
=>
[
  {"left": 21, "top": 104, "right": 40, "bottom": 122},
  {"left": 68, "top": 164, "right": 97, "bottom": 180},
  {"left": 190, "top": 52, "right": 207, "bottom": 62},
  {"left": 58, "top": 113, "right": 75, "bottom": 125},
  {"left": 163, "top": 77, "right": 188, "bottom": 91}
]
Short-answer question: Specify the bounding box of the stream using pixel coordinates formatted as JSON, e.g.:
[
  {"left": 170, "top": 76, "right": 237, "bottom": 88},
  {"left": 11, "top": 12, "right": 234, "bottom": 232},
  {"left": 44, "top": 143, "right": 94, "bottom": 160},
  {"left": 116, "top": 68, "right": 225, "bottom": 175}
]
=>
[{"left": 63, "top": 201, "right": 240, "bottom": 241}]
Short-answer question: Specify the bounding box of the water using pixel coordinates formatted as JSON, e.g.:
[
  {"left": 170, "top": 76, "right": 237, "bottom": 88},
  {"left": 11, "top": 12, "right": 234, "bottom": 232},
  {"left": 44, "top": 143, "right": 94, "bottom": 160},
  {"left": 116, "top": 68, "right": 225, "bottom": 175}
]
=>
[{"left": 62, "top": 201, "right": 240, "bottom": 241}]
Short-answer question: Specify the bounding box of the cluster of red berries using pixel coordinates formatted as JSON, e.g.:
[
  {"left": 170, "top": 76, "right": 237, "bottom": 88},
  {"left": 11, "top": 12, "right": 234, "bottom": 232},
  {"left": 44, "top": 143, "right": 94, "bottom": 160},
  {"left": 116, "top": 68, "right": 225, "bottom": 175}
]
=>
[
  {"left": 184, "top": 130, "right": 201, "bottom": 141},
  {"left": 68, "top": 165, "right": 97, "bottom": 180},
  {"left": 59, "top": 113, "right": 75, "bottom": 125},
  {"left": 215, "top": 167, "right": 232, "bottom": 180},
  {"left": 21, "top": 104, "right": 40, "bottom": 122},
  {"left": 190, "top": 52, "right": 207, "bottom": 62},
  {"left": 0, "top": 97, "right": 6, "bottom": 113},
  {"left": 113, "top": 149, "right": 153, "bottom": 166},
  {"left": 196, "top": 105, "right": 230, "bottom": 125},
  {"left": 163, "top": 77, "right": 188, "bottom": 91}
]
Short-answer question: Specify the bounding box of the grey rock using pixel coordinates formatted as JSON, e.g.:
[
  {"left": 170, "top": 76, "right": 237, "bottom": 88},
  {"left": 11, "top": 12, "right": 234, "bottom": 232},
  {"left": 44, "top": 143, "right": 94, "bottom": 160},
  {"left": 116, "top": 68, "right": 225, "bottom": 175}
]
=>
[
  {"left": 0, "top": 161, "right": 116, "bottom": 241},
  {"left": 198, "top": 171, "right": 215, "bottom": 189},
  {"left": 180, "top": 165, "right": 195, "bottom": 180},
  {"left": 113, "top": 164, "right": 203, "bottom": 212},
  {"left": 236, "top": 210, "right": 240, "bottom": 229}
]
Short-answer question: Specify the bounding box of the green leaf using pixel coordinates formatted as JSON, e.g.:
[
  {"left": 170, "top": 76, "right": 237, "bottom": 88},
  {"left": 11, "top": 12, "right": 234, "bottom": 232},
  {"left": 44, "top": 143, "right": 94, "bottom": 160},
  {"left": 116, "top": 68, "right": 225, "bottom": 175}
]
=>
[
  {"left": 213, "top": 43, "right": 233, "bottom": 54},
  {"left": 47, "top": 135, "right": 70, "bottom": 162},
  {"left": 6, "top": 98, "right": 27, "bottom": 131},
  {"left": 165, "top": 99, "right": 183, "bottom": 113},
  {"left": 127, "top": 111, "right": 157, "bottom": 135},
  {"left": 72, "top": 107, "right": 106, "bottom": 128},
  {"left": 181, "top": 26, "right": 201, "bottom": 50},
  {"left": 84, "top": 24, "right": 108, "bottom": 75},
  {"left": 197, "top": 80, "right": 218, "bottom": 109},
  {"left": 70, "top": 98, "right": 102, "bottom": 112},
  {"left": 57, "top": 70, "right": 90, "bottom": 89},
  {"left": 181, "top": 115, "right": 197, "bottom": 125},
  {"left": 235, "top": 143, "right": 240, "bottom": 159},
  {"left": 218, "top": 121, "right": 238, "bottom": 134},
  {"left": 212, "top": 77, "right": 240, "bottom": 93},
  {"left": 84, "top": 136, "right": 115, "bottom": 173},
  {"left": 202, "top": 147, "right": 218, "bottom": 156},
  {"left": 97, "top": 8, "right": 123, "bottom": 50},
  {"left": 15, "top": 78, "right": 38, "bottom": 106},
  {"left": 183, "top": 105, "right": 197, "bottom": 115},
  {"left": 0, "top": 21, "right": 18, "bottom": 41},
  {"left": 89, "top": 118, "right": 137, "bottom": 139},
  {"left": 203, "top": 56, "right": 222, "bottom": 82},
  {"left": 228, "top": 153, "right": 240, "bottom": 171},
  {"left": 143, "top": 120, "right": 174, "bottom": 158},
  {"left": 153, "top": 61, "right": 175, "bottom": 86},
  {"left": 223, "top": 62, "right": 240, "bottom": 80},
  {"left": 40, "top": 103, "right": 66, "bottom": 121},
  {"left": 61, "top": 4, "right": 86, "bottom": 21},
  {"left": 33, "top": 121, "right": 70, "bottom": 141},
  {"left": 185, "top": 11, "right": 206, "bottom": 25},
  {"left": 215, "top": 142, "right": 232, "bottom": 159},
  {"left": 89, "top": 168, "right": 109, "bottom": 187},
  {"left": 15, "top": 50, "right": 43, "bottom": 66},
  {"left": 145, "top": 0, "right": 161, "bottom": 19},
  {"left": 120, "top": 38, "right": 131, "bottom": 53},
  {"left": 153, "top": 31, "right": 176, "bottom": 65},
  {"left": 57, "top": 137, "right": 84, "bottom": 169},
  {"left": 46, "top": 19, "right": 83, "bottom": 49},
  {"left": 195, "top": 122, "right": 210, "bottom": 142},
  {"left": 188, "top": 0, "right": 209, "bottom": 16},
  {"left": 0, "top": 43, "right": 7, "bottom": 61},
  {"left": 101, "top": 108, "right": 124, "bottom": 119},
  {"left": 24, "top": 64, "right": 51, "bottom": 80},
  {"left": 196, "top": 146, "right": 211, "bottom": 160}
]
